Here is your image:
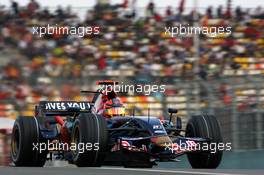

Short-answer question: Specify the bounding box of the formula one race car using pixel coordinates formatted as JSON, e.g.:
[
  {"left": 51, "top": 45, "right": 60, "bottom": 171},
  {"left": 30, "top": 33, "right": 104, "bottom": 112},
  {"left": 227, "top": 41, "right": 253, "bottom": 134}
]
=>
[{"left": 11, "top": 80, "right": 223, "bottom": 168}]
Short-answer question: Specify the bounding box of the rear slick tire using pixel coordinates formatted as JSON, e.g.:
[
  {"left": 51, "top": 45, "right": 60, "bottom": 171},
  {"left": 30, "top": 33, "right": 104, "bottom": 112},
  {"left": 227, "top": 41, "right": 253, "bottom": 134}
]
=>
[
  {"left": 71, "top": 113, "right": 108, "bottom": 167},
  {"left": 11, "top": 116, "right": 47, "bottom": 167}
]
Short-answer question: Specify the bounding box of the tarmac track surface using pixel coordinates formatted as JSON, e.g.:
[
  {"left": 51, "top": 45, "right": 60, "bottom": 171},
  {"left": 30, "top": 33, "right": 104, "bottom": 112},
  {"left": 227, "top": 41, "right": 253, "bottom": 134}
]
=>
[{"left": 1, "top": 167, "right": 264, "bottom": 175}]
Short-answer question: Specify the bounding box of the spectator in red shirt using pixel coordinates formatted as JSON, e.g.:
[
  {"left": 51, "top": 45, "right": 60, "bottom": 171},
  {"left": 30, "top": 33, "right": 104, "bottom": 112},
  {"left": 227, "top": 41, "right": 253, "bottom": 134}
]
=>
[{"left": 98, "top": 54, "right": 106, "bottom": 70}]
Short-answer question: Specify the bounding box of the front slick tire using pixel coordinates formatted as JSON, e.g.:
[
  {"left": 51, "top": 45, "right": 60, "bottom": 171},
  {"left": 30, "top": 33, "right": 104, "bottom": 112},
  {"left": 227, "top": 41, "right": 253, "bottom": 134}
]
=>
[
  {"left": 11, "top": 116, "right": 47, "bottom": 167},
  {"left": 71, "top": 113, "right": 108, "bottom": 167},
  {"left": 186, "top": 115, "right": 223, "bottom": 169}
]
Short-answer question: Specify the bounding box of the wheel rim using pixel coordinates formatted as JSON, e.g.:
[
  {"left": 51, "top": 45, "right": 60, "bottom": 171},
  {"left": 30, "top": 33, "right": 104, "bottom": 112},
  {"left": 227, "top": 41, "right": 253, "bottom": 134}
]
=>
[
  {"left": 72, "top": 125, "right": 80, "bottom": 156},
  {"left": 11, "top": 125, "right": 20, "bottom": 159}
]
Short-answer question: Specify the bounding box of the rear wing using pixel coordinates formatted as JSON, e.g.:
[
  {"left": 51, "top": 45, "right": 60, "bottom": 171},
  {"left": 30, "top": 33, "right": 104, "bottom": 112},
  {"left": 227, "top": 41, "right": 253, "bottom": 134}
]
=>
[{"left": 36, "top": 101, "right": 93, "bottom": 116}]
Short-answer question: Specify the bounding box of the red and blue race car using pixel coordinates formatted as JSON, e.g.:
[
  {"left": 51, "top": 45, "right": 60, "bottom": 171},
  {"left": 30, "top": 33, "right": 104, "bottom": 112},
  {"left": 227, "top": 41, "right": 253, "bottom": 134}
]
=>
[{"left": 11, "top": 80, "right": 223, "bottom": 168}]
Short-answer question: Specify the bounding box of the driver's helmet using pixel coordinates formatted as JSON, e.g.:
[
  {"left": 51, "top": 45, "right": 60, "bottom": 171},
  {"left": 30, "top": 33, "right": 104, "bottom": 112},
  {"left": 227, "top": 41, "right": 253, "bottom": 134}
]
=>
[{"left": 103, "top": 97, "right": 126, "bottom": 118}]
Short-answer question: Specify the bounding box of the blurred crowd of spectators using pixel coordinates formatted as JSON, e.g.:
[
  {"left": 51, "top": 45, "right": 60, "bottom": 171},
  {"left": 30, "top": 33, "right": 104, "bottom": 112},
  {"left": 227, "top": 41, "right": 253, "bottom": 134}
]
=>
[{"left": 0, "top": 0, "right": 264, "bottom": 112}]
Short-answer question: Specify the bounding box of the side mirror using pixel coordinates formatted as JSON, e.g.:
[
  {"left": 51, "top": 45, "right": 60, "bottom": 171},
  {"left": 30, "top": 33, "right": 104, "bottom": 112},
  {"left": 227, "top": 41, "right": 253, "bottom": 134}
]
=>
[
  {"left": 168, "top": 108, "right": 178, "bottom": 114},
  {"left": 168, "top": 108, "right": 178, "bottom": 124}
]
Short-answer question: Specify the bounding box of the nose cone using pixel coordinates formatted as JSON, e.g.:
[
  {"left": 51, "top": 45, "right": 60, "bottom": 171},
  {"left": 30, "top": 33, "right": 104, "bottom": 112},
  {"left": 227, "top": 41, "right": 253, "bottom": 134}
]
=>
[
  {"left": 151, "top": 135, "right": 171, "bottom": 145},
  {"left": 150, "top": 136, "right": 173, "bottom": 153}
]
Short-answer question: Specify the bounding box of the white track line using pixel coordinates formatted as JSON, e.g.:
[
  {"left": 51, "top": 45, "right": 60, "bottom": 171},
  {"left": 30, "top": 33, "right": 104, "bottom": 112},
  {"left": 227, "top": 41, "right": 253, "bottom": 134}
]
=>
[{"left": 98, "top": 167, "right": 243, "bottom": 175}]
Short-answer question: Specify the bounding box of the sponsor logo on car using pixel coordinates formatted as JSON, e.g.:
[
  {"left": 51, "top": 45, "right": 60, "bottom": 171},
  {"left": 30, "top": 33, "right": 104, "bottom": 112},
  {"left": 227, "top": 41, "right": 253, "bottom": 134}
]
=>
[{"left": 43, "top": 101, "right": 91, "bottom": 111}]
